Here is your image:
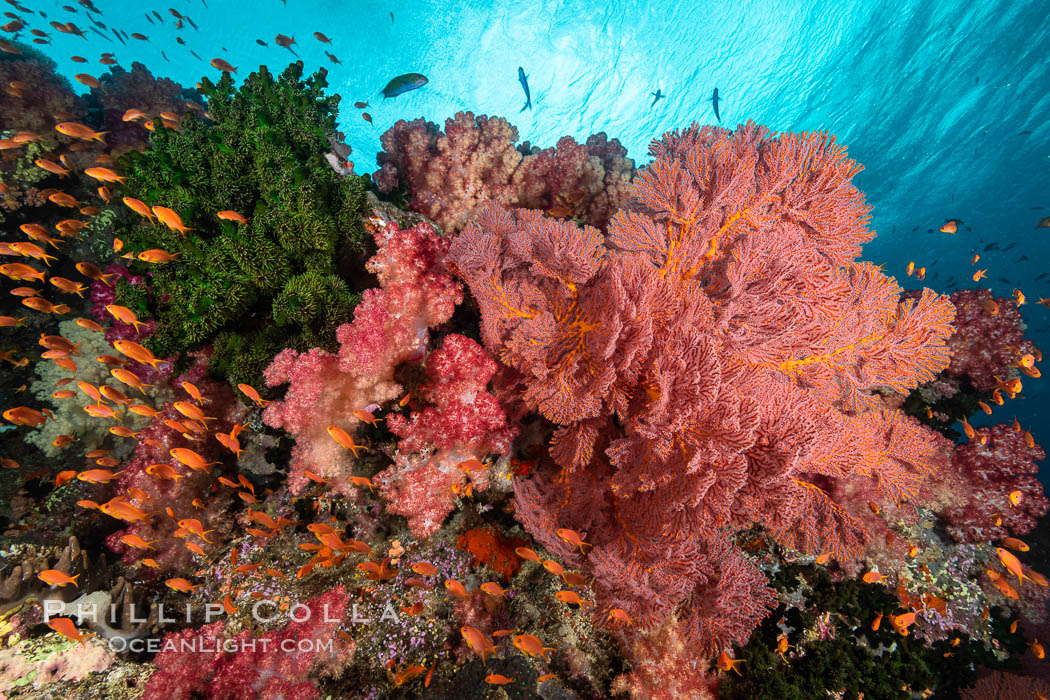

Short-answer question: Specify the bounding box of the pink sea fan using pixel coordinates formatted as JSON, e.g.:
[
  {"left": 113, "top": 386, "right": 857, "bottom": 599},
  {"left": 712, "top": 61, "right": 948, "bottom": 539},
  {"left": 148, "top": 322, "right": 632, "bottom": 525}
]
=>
[{"left": 453, "top": 121, "right": 956, "bottom": 656}]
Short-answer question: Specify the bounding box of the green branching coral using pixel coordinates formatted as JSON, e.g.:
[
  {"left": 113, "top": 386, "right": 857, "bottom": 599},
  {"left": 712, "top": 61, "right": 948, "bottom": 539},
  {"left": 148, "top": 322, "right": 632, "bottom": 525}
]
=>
[{"left": 110, "top": 61, "right": 369, "bottom": 390}]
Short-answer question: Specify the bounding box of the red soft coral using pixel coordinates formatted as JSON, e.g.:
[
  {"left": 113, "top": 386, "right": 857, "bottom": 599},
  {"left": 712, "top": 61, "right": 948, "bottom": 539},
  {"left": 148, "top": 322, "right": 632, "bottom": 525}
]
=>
[
  {"left": 143, "top": 587, "right": 352, "bottom": 700},
  {"left": 375, "top": 334, "right": 517, "bottom": 537}
]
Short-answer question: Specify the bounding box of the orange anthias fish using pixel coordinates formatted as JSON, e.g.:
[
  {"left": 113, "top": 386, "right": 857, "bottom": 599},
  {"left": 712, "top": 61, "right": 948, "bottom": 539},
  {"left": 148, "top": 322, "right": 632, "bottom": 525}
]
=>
[
  {"left": 940, "top": 220, "right": 958, "bottom": 234},
  {"left": 997, "top": 547, "right": 1033, "bottom": 586},
  {"left": 461, "top": 625, "right": 496, "bottom": 664},
  {"left": 120, "top": 534, "right": 156, "bottom": 549},
  {"left": 485, "top": 675, "right": 514, "bottom": 685},
  {"left": 1001, "top": 537, "right": 1030, "bottom": 552},
  {"left": 47, "top": 617, "right": 88, "bottom": 645},
  {"left": 54, "top": 121, "right": 107, "bottom": 142},
  {"left": 412, "top": 562, "right": 438, "bottom": 576},
  {"left": 137, "top": 249, "right": 180, "bottom": 263},
  {"left": 480, "top": 582, "right": 508, "bottom": 598},
  {"left": 152, "top": 206, "right": 194, "bottom": 235},
  {"left": 76, "top": 262, "right": 116, "bottom": 286},
  {"left": 217, "top": 210, "right": 248, "bottom": 223},
  {"left": 113, "top": 339, "right": 166, "bottom": 370},
  {"left": 38, "top": 569, "right": 80, "bottom": 587},
  {"left": 165, "top": 577, "right": 199, "bottom": 593},
  {"left": 512, "top": 633, "right": 554, "bottom": 661},
  {"left": 716, "top": 651, "right": 745, "bottom": 675},
  {"left": 76, "top": 468, "right": 122, "bottom": 484},
  {"left": 170, "top": 448, "right": 221, "bottom": 473},
  {"left": 554, "top": 590, "right": 593, "bottom": 606},
  {"left": 106, "top": 304, "right": 148, "bottom": 333},
  {"left": 177, "top": 518, "right": 215, "bottom": 543},
  {"left": 556, "top": 528, "right": 592, "bottom": 554},
  {"left": 4, "top": 406, "right": 50, "bottom": 426},
  {"left": 210, "top": 58, "right": 237, "bottom": 73},
  {"left": 862, "top": 572, "right": 887, "bottom": 585},
  {"left": 444, "top": 579, "right": 470, "bottom": 599},
  {"left": 123, "top": 196, "right": 155, "bottom": 222},
  {"left": 237, "top": 383, "right": 270, "bottom": 407},
  {"left": 83, "top": 167, "right": 127, "bottom": 183},
  {"left": 327, "top": 425, "right": 365, "bottom": 457}
]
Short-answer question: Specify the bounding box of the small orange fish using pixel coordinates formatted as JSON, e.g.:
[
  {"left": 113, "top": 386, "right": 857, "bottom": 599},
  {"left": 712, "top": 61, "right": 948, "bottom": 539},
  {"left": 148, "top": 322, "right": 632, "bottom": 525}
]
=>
[
  {"left": 716, "top": 651, "right": 745, "bottom": 675},
  {"left": 556, "top": 527, "right": 591, "bottom": 554},
  {"left": 1032, "top": 638, "right": 1045, "bottom": 659},
  {"left": 444, "top": 579, "right": 469, "bottom": 599},
  {"left": 485, "top": 675, "right": 514, "bottom": 685},
  {"left": 940, "top": 220, "right": 958, "bottom": 234},
  {"left": 973, "top": 269, "right": 987, "bottom": 282},
  {"left": 862, "top": 572, "right": 887, "bottom": 584},
  {"left": 327, "top": 425, "right": 366, "bottom": 457},
  {"left": 997, "top": 547, "right": 1033, "bottom": 586},
  {"left": 538, "top": 673, "right": 557, "bottom": 683},
  {"left": 177, "top": 518, "right": 215, "bottom": 543},
  {"left": 152, "top": 206, "right": 194, "bottom": 235},
  {"left": 113, "top": 339, "right": 166, "bottom": 370},
  {"left": 75, "top": 317, "right": 105, "bottom": 333},
  {"left": 47, "top": 617, "right": 88, "bottom": 645},
  {"left": 412, "top": 562, "right": 438, "bottom": 576},
  {"left": 217, "top": 210, "right": 248, "bottom": 223},
  {"left": 120, "top": 534, "right": 156, "bottom": 549},
  {"left": 480, "top": 582, "right": 508, "bottom": 598},
  {"left": 77, "top": 468, "right": 122, "bottom": 484},
  {"left": 55, "top": 470, "right": 77, "bottom": 487},
  {"left": 237, "top": 383, "right": 270, "bottom": 407},
  {"left": 137, "top": 248, "right": 181, "bottom": 263},
  {"left": 210, "top": 58, "right": 237, "bottom": 73},
  {"left": 1009, "top": 490, "right": 1023, "bottom": 506},
  {"left": 872, "top": 612, "right": 883, "bottom": 631},
  {"left": 461, "top": 625, "right": 496, "bottom": 664},
  {"left": 1001, "top": 537, "right": 1030, "bottom": 552},
  {"left": 83, "top": 167, "right": 126, "bottom": 183},
  {"left": 554, "top": 590, "right": 593, "bottom": 606},
  {"left": 38, "top": 569, "right": 79, "bottom": 587},
  {"left": 165, "top": 577, "right": 199, "bottom": 593}
]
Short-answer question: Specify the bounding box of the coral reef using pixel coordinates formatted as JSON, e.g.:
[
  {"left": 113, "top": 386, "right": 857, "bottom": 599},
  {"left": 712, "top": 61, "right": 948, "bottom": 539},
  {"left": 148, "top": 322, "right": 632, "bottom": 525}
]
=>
[
  {"left": 450, "top": 122, "right": 957, "bottom": 658},
  {"left": 262, "top": 217, "right": 463, "bottom": 495},
  {"left": 374, "top": 110, "right": 635, "bottom": 232}
]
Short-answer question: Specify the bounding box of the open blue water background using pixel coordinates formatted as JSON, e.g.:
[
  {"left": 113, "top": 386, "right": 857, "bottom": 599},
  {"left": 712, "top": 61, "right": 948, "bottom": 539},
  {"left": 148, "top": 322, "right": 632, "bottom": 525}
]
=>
[{"left": 26, "top": 0, "right": 1050, "bottom": 447}]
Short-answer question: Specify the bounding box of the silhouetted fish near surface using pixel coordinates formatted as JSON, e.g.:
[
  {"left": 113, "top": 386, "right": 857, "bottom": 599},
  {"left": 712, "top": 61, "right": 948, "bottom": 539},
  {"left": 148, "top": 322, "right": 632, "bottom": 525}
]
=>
[
  {"left": 518, "top": 67, "right": 531, "bottom": 111},
  {"left": 390, "top": 11, "right": 394, "bottom": 22},
  {"left": 1019, "top": 130, "right": 1033, "bottom": 136},
  {"left": 382, "top": 72, "right": 427, "bottom": 98},
  {"left": 161, "top": 50, "right": 169, "bottom": 61},
  {"left": 650, "top": 89, "right": 663, "bottom": 107},
  {"left": 187, "top": 16, "right": 197, "bottom": 30},
  {"left": 153, "top": 10, "right": 163, "bottom": 22},
  {"left": 999, "top": 278, "right": 1010, "bottom": 284},
  {"left": 712, "top": 87, "right": 721, "bottom": 122},
  {"left": 1037, "top": 272, "right": 1048, "bottom": 280},
  {"left": 190, "top": 49, "right": 202, "bottom": 61},
  {"left": 176, "top": 36, "right": 184, "bottom": 45},
  {"left": 89, "top": 26, "right": 109, "bottom": 40},
  {"left": 912, "top": 225, "right": 919, "bottom": 231},
  {"left": 1015, "top": 256, "right": 1029, "bottom": 263},
  {"left": 145, "top": 13, "right": 154, "bottom": 23},
  {"left": 325, "top": 51, "right": 340, "bottom": 64},
  {"left": 1002, "top": 242, "right": 1016, "bottom": 251},
  {"left": 256, "top": 39, "right": 267, "bottom": 46},
  {"left": 984, "top": 242, "right": 1000, "bottom": 251}
]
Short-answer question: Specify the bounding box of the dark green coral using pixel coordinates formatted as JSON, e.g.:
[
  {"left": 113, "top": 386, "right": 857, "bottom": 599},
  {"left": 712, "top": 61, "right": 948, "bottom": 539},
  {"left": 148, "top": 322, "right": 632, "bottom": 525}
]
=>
[
  {"left": 111, "top": 61, "right": 368, "bottom": 390},
  {"left": 720, "top": 563, "right": 1020, "bottom": 700}
]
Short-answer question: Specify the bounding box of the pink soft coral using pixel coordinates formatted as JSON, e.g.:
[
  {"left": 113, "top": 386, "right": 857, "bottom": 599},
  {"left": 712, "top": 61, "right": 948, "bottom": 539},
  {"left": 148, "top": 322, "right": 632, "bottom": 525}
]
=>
[
  {"left": 375, "top": 334, "right": 518, "bottom": 536},
  {"left": 262, "top": 220, "right": 463, "bottom": 494}
]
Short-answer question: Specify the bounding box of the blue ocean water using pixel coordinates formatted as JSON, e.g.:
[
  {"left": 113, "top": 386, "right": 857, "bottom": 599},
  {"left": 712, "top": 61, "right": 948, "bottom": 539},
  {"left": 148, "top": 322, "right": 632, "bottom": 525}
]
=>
[{"left": 37, "top": 0, "right": 1050, "bottom": 439}]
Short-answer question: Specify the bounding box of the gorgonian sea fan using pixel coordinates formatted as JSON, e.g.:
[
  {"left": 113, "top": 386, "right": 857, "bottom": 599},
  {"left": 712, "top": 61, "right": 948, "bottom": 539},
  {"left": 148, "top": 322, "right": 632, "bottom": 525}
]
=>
[{"left": 448, "top": 121, "right": 956, "bottom": 656}]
